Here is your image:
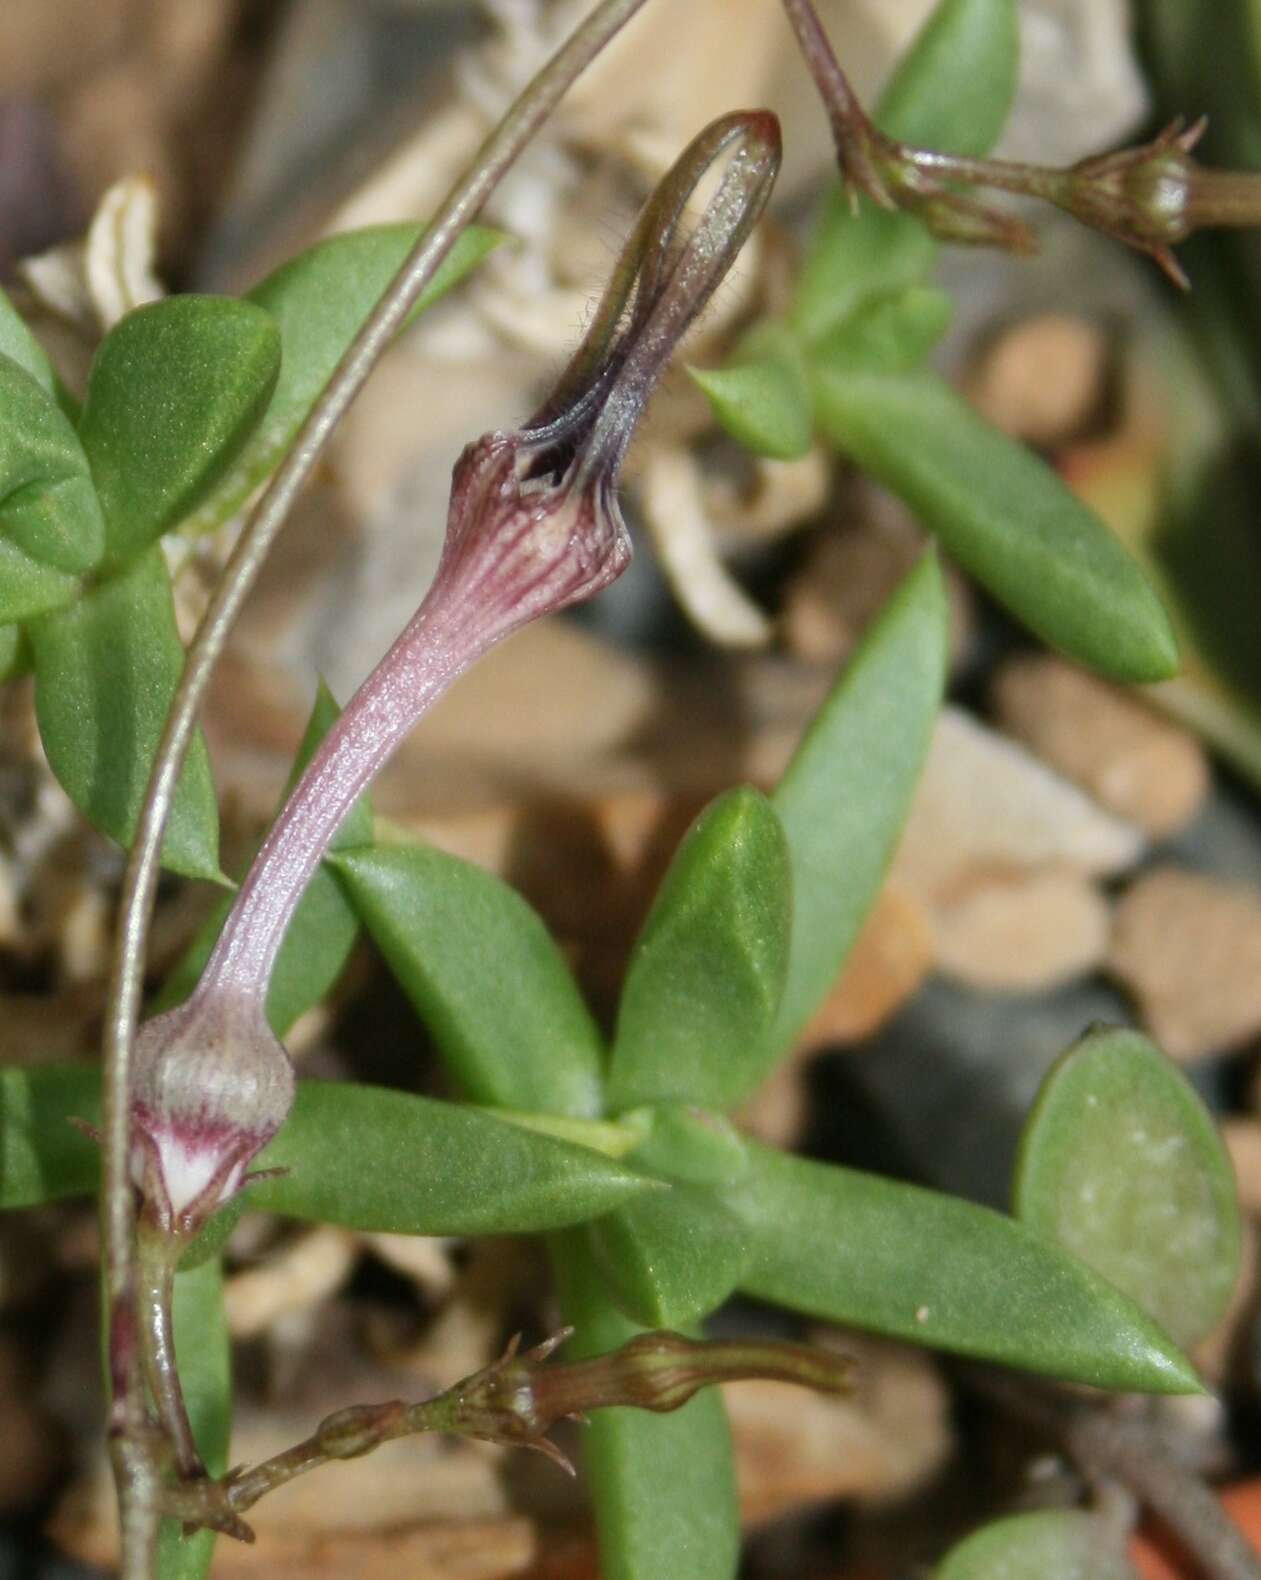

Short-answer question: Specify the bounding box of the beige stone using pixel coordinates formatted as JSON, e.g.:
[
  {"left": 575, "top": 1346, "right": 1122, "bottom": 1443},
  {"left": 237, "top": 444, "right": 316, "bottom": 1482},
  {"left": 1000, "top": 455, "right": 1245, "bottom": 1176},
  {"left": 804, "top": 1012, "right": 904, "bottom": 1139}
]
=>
[
  {"left": 0, "top": 0, "right": 132, "bottom": 93},
  {"left": 892, "top": 707, "right": 1144, "bottom": 904},
  {"left": 932, "top": 872, "right": 1111, "bottom": 993},
  {"left": 967, "top": 313, "right": 1108, "bottom": 446},
  {"left": 992, "top": 654, "right": 1210, "bottom": 838},
  {"left": 1109, "top": 867, "right": 1261, "bottom": 1060}
]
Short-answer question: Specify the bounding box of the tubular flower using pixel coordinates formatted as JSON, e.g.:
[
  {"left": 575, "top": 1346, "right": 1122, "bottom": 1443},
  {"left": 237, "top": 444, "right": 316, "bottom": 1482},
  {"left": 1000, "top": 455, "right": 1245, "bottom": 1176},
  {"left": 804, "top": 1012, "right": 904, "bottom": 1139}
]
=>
[{"left": 128, "top": 108, "right": 782, "bottom": 1243}]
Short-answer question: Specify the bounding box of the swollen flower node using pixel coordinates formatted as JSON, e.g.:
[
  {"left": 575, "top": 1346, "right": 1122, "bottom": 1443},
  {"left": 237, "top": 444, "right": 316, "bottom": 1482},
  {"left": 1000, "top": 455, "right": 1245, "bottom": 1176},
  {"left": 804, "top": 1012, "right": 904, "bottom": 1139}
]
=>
[{"left": 129, "top": 992, "right": 292, "bottom": 1238}]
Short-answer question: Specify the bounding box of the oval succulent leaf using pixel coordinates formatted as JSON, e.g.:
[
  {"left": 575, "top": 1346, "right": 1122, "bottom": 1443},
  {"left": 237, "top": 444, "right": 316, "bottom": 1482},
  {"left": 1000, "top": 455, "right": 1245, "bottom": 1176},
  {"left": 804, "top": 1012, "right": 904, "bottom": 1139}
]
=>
[
  {"left": 30, "top": 548, "right": 222, "bottom": 880},
  {"left": 771, "top": 552, "right": 947, "bottom": 1054},
  {"left": 587, "top": 1185, "right": 751, "bottom": 1327},
  {"left": 791, "top": 0, "right": 1017, "bottom": 344},
  {"left": 1014, "top": 1026, "right": 1241, "bottom": 1350},
  {"left": 78, "top": 295, "right": 282, "bottom": 566},
  {"left": 0, "top": 351, "right": 104, "bottom": 581},
  {"left": 0, "top": 537, "right": 79, "bottom": 626},
  {"left": 254, "top": 1082, "right": 655, "bottom": 1235},
  {"left": 335, "top": 841, "right": 604, "bottom": 1119},
  {"left": 936, "top": 1510, "right": 1140, "bottom": 1580},
  {"left": 727, "top": 1143, "right": 1202, "bottom": 1394},
  {"left": 186, "top": 224, "right": 502, "bottom": 533},
  {"left": 813, "top": 370, "right": 1180, "bottom": 682},
  {"left": 0, "top": 624, "right": 29, "bottom": 682},
  {"left": 0, "top": 1062, "right": 101, "bottom": 1209},
  {"left": 690, "top": 320, "right": 814, "bottom": 459},
  {"left": 0, "top": 286, "right": 57, "bottom": 395},
  {"left": 607, "top": 786, "right": 792, "bottom": 1115},
  {"left": 553, "top": 1234, "right": 740, "bottom": 1580}
]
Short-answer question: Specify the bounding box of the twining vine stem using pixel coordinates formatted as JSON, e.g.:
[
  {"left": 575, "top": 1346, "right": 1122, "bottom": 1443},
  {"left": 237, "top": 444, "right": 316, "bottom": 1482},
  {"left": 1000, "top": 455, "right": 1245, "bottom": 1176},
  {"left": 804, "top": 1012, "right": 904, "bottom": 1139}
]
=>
[{"left": 99, "top": 0, "right": 656, "bottom": 1572}]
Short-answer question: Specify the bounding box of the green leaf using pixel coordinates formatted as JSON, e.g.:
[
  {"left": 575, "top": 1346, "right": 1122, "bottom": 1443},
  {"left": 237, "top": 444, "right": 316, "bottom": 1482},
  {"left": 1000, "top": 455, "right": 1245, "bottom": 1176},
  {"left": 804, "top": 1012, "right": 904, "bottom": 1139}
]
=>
[
  {"left": 813, "top": 286, "right": 953, "bottom": 374},
  {"left": 0, "top": 286, "right": 57, "bottom": 396},
  {"left": 876, "top": 0, "right": 1019, "bottom": 154},
  {"left": 727, "top": 1143, "right": 1202, "bottom": 1394},
  {"left": 0, "top": 538, "right": 79, "bottom": 625},
  {"left": 155, "top": 682, "right": 369, "bottom": 1033},
  {"left": 0, "top": 352, "right": 105, "bottom": 581},
  {"left": 792, "top": 201, "right": 937, "bottom": 349},
  {"left": 0, "top": 624, "right": 30, "bottom": 682},
  {"left": 185, "top": 224, "right": 502, "bottom": 533},
  {"left": 0, "top": 1062, "right": 100, "bottom": 1208},
  {"left": 791, "top": 0, "right": 1017, "bottom": 345},
  {"left": 771, "top": 553, "right": 947, "bottom": 1053},
  {"left": 690, "top": 321, "right": 813, "bottom": 459},
  {"left": 624, "top": 1102, "right": 750, "bottom": 1189},
  {"left": 30, "top": 548, "right": 222, "bottom": 880},
  {"left": 1014, "top": 1026, "right": 1241, "bottom": 1350},
  {"left": 334, "top": 842, "right": 604, "bottom": 1119},
  {"left": 553, "top": 1234, "right": 740, "bottom": 1580},
  {"left": 253, "top": 1080, "right": 657, "bottom": 1234},
  {"left": 813, "top": 370, "right": 1180, "bottom": 682},
  {"left": 607, "top": 787, "right": 792, "bottom": 1114},
  {"left": 157, "top": 1257, "right": 231, "bottom": 1580},
  {"left": 78, "top": 296, "right": 281, "bottom": 567},
  {"left": 587, "top": 1185, "right": 751, "bottom": 1327},
  {"left": 936, "top": 1510, "right": 1140, "bottom": 1580}
]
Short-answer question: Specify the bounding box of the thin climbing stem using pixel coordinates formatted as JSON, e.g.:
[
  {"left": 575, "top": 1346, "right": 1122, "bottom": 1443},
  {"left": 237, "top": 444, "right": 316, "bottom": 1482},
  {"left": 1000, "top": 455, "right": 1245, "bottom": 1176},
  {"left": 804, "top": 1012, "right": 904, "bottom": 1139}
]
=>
[{"left": 100, "top": 0, "right": 656, "bottom": 1571}]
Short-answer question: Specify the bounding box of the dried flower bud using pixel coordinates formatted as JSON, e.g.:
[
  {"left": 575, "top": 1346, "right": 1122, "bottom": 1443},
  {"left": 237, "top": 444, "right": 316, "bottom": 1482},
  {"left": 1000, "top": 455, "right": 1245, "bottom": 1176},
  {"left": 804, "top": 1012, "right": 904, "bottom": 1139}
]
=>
[{"left": 124, "top": 110, "right": 781, "bottom": 1245}]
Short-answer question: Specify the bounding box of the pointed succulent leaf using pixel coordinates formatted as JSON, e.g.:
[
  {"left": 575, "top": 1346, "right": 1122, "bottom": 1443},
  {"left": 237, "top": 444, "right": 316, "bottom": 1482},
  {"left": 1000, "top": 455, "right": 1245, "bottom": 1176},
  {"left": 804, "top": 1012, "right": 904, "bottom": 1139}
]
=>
[
  {"left": 1014, "top": 1026, "right": 1241, "bottom": 1350},
  {"left": 253, "top": 1081, "right": 656, "bottom": 1235},
  {"left": 154, "top": 682, "right": 370, "bottom": 1034},
  {"left": 936, "top": 1509, "right": 1140, "bottom": 1580},
  {"left": 814, "top": 370, "right": 1180, "bottom": 682},
  {"left": 771, "top": 552, "right": 946, "bottom": 1053},
  {"left": 587, "top": 1185, "right": 751, "bottom": 1327},
  {"left": 0, "top": 351, "right": 105, "bottom": 587},
  {"left": 0, "top": 285, "right": 57, "bottom": 395},
  {"left": 607, "top": 787, "right": 792, "bottom": 1114},
  {"left": 690, "top": 320, "right": 813, "bottom": 459},
  {"left": 78, "top": 296, "right": 281, "bottom": 565},
  {"left": 334, "top": 841, "right": 604, "bottom": 1118},
  {"left": 553, "top": 1234, "right": 740, "bottom": 1580},
  {"left": 726, "top": 1143, "right": 1202, "bottom": 1393},
  {"left": 157, "top": 1258, "right": 231, "bottom": 1580},
  {"left": 812, "top": 286, "right": 953, "bottom": 374},
  {"left": 30, "top": 548, "right": 222, "bottom": 879},
  {"left": 0, "top": 1062, "right": 100, "bottom": 1208},
  {"left": 186, "top": 224, "right": 502, "bottom": 533},
  {"left": 792, "top": 0, "right": 1017, "bottom": 344}
]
